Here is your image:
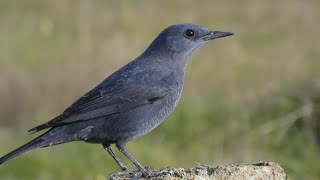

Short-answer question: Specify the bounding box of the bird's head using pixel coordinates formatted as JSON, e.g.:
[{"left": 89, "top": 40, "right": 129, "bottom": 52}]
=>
[{"left": 146, "top": 23, "right": 233, "bottom": 60}]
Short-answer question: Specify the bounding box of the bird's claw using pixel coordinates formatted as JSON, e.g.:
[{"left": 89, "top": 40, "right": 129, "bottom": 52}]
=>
[
  {"left": 139, "top": 166, "right": 156, "bottom": 177},
  {"left": 121, "top": 166, "right": 129, "bottom": 171}
]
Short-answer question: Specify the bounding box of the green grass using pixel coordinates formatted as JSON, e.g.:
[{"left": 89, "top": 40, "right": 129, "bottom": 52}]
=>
[{"left": 0, "top": 0, "right": 320, "bottom": 179}]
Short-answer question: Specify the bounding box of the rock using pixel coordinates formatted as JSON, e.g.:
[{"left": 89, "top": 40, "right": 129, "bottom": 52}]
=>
[{"left": 110, "top": 161, "right": 288, "bottom": 180}]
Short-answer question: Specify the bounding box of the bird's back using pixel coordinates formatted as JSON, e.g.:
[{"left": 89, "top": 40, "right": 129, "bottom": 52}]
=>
[{"left": 83, "top": 61, "right": 185, "bottom": 143}]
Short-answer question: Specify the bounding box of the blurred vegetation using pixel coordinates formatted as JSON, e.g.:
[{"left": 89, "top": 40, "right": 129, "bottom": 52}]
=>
[{"left": 0, "top": 0, "right": 319, "bottom": 179}]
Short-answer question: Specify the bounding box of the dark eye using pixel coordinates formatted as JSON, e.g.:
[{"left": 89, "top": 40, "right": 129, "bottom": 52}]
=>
[{"left": 184, "top": 29, "right": 196, "bottom": 38}]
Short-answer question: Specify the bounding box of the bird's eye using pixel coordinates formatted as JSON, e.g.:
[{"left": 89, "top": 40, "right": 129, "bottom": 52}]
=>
[{"left": 184, "top": 29, "right": 196, "bottom": 38}]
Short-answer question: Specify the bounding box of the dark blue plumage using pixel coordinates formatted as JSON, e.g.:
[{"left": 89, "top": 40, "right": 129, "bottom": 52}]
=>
[{"left": 0, "top": 23, "right": 233, "bottom": 175}]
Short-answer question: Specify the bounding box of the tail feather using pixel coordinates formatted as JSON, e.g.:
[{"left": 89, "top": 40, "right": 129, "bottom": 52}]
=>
[
  {"left": 1, "top": 125, "right": 84, "bottom": 165},
  {"left": 0, "top": 133, "right": 47, "bottom": 165}
]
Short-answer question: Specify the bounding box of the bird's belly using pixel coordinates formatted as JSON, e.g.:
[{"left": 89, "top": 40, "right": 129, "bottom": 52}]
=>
[{"left": 106, "top": 93, "right": 180, "bottom": 142}]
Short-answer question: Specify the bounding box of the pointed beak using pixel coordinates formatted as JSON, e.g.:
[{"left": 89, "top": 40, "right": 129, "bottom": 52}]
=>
[{"left": 201, "top": 31, "right": 234, "bottom": 41}]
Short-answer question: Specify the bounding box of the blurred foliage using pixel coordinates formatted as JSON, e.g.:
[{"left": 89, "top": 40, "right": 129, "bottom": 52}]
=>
[{"left": 0, "top": 0, "right": 320, "bottom": 179}]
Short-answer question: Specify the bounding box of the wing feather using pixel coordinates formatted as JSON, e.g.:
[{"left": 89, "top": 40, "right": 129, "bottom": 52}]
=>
[{"left": 28, "top": 83, "right": 173, "bottom": 133}]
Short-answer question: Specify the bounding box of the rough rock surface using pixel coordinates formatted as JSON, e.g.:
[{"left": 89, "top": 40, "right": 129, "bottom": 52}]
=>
[{"left": 110, "top": 161, "right": 288, "bottom": 180}]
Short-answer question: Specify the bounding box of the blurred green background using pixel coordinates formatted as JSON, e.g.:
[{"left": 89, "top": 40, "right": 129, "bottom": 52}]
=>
[{"left": 0, "top": 0, "right": 320, "bottom": 179}]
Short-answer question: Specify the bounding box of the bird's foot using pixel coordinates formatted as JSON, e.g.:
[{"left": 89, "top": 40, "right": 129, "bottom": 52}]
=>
[
  {"left": 121, "top": 165, "right": 129, "bottom": 171},
  {"left": 144, "top": 166, "right": 156, "bottom": 173},
  {"left": 140, "top": 166, "right": 176, "bottom": 177},
  {"left": 148, "top": 166, "right": 175, "bottom": 177},
  {"left": 118, "top": 164, "right": 155, "bottom": 177},
  {"left": 110, "top": 167, "right": 176, "bottom": 179},
  {"left": 111, "top": 169, "right": 142, "bottom": 180}
]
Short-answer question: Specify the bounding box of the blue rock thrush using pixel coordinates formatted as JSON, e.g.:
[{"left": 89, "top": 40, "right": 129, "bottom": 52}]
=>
[{"left": 0, "top": 23, "right": 233, "bottom": 174}]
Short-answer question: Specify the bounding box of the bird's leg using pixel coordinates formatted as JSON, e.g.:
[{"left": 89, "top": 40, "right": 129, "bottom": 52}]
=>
[
  {"left": 116, "top": 142, "right": 148, "bottom": 176},
  {"left": 102, "top": 143, "right": 128, "bottom": 171}
]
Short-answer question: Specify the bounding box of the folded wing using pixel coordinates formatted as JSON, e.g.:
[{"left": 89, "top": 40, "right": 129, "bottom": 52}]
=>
[{"left": 28, "top": 83, "right": 173, "bottom": 133}]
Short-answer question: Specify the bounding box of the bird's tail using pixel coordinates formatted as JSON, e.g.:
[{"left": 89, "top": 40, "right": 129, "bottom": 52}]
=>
[
  {"left": 0, "top": 132, "right": 48, "bottom": 165},
  {"left": 0, "top": 133, "right": 50, "bottom": 164},
  {"left": 0, "top": 128, "right": 74, "bottom": 165}
]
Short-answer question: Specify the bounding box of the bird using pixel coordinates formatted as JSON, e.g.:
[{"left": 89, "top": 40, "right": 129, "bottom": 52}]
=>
[{"left": 0, "top": 23, "right": 233, "bottom": 175}]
